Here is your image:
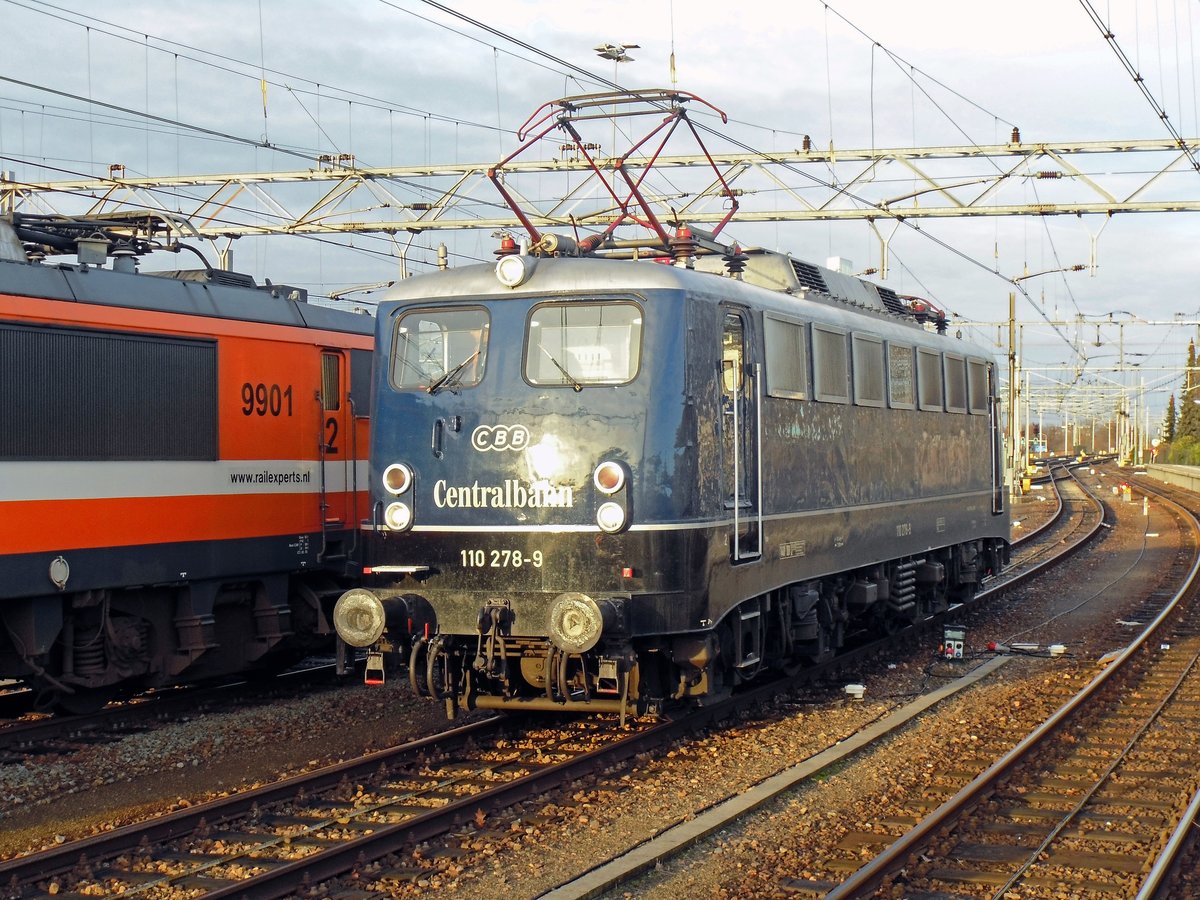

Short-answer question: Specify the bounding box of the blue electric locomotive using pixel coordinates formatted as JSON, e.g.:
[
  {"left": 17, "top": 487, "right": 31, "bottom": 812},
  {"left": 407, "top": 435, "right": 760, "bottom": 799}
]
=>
[{"left": 334, "top": 234, "right": 1009, "bottom": 720}]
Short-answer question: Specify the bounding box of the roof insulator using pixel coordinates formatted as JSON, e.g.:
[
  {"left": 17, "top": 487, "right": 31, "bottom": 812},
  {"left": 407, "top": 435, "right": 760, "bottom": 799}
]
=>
[
  {"left": 577, "top": 234, "right": 605, "bottom": 255},
  {"left": 723, "top": 244, "right": 749, "bottom": 279},
  {"left": 670, "top": 226, "right": 697, "bottom": 269}
]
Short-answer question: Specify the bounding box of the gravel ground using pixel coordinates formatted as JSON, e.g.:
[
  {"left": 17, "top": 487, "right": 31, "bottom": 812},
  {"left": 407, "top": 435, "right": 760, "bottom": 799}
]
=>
[
  {"left": 0, "top": 474, "right": 1180, "bottom": 900},
  {"left": 1009, "top": 481, "right": 1061, "bottom": 536}
]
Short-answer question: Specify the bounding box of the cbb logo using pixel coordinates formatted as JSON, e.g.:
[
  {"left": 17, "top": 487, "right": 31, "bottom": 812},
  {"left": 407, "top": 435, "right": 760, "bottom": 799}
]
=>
[{"left": 471, "top": 424, "right": 531, "bottom": 452}]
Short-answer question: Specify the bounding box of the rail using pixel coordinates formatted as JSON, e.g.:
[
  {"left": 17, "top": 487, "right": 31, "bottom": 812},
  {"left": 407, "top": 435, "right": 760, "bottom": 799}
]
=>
[{"left": 826, "top": 478, "right": 1200, "bottom": 898}]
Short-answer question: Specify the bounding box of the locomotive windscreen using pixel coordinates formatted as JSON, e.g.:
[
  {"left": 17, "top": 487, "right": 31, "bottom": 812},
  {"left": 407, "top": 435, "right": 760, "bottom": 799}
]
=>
[
  {"left": 526, "top": 301, "right": 642, "bottom": 386},
  {"left": 391, "top": 307, "right": 489, "bottom": 392}
]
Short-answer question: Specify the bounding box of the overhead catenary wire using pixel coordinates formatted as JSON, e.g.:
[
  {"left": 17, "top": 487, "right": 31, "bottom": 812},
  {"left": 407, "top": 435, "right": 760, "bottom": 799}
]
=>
[
  {"left": 2, "top": 0, "right": 514, "bottom": 148},
  {"left": 812, "top": 0, "right": 1084, "bottom": 341},
  {"left": 1078, "top": 0, "right": 1200, "bottom": 175},
  {"left": 819, "top": 0, "right": 1020, "bottom": 186},
  {"left": 0, "top": 75, "right": 311, "bottom": 163}
]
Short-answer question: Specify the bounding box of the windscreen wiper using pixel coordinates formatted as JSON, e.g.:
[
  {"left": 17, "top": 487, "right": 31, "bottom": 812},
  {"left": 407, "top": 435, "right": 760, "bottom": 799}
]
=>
[
  {"left": 427, "top": 350, "right": 481, "bottom": 395},
  {"left": 538, "top": 345, "right": 583, "bottom": 392}
]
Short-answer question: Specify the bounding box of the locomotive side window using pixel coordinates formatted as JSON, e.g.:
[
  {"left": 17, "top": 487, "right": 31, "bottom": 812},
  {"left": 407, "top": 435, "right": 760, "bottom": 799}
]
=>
[
  {"left": 391, "top": 307, "right": 489, "bottom": 392},
  {"left": 526, "top": 301, "right": 642, "bottom": 387},
  {"left": 887, "top": 343, "right": 915, "bottom": 409},
  {"left": 944, "top": 353, "right": 967, "bottom": 414},
  {"left": 321, "top": 352, "right": 340, "bottom": 411},
  {"left": 763, "top": 313, "right": 807, "bottom": 399},
  {"left": 917, "top": 347, "right": 944, "bottom": 411},
  {"left": 967, "top": 357, "right": 989, "bottom": 414},
  {"left": 721, "top": 314, "right": 744, "bottom": 392},
  {"left": 812, "top": 323, "right": 849, "bottom": 404},
  {"left": 851, "top": 333, "right": 885, "bottom": 408}
]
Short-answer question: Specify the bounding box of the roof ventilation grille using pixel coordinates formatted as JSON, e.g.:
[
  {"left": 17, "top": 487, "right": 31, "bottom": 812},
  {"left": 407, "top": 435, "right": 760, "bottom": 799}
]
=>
[
  {"left": 789, "top": 259, "right": 828, "bottom": 294},
  {"left": 876, "top": 286, "right": 908, "bottom": 315}
]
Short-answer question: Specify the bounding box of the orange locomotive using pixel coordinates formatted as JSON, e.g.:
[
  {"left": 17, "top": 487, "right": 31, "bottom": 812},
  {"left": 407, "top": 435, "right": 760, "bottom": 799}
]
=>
[{"left": 0, "top": 214, "right": 373, "bottom": 711}]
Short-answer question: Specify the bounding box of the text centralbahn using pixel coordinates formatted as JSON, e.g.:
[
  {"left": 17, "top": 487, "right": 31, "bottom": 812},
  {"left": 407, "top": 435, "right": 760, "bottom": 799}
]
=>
[{"left": 433, "top": 479, "right": 574, "bottom": 509}]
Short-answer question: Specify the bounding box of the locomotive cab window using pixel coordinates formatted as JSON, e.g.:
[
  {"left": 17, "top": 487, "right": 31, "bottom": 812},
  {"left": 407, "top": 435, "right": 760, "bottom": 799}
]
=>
[
  {"left": 722, "top": 313, "right": 744, "bottom": 392},
  {"left": 526, "top": 301, "right": 642, "bottom": 387},
  {"left": 967, "top": 357, "right": 990, "bottom": 414},
  {"left": 391, "top": 307, "right": 489, "bottom": 392},
  {"left": 321, "top": 352, "right": 340, "bottom": 411}
]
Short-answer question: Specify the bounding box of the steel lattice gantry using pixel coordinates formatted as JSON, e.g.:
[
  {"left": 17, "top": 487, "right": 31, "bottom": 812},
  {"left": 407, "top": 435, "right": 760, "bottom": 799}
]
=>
[{"left": 3, "top": 138, "right": 1200, "bottom": 238}]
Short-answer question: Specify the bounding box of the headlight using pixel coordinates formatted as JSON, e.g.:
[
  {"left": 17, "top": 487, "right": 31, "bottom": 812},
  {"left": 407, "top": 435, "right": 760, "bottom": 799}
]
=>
[
  {"left": 382, "top": 463, "right": 413, "bottom": 495},
  {"left": 495, "top": 253, "right": 535, "bottom": 288},
  {"left": 593, "top": 460, "right": 626, "bottom": 494},
  {"left": 596, "top": 501, "right": 626, "bottom": 533},
  {"left": 384, "top": 501, "right": 413, "bottom": 531},
  {"left": 333, "top": 589, "right": 387, "bottom": 647}
]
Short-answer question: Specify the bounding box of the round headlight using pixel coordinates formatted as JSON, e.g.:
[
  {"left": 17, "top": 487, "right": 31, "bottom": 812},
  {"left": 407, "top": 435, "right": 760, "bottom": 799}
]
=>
[
  {"left": 593, "top": 460, "right": 626, "bottom": 494},
  {"left": 596, "top": 501, "right": 626, "bottom": 533},
  {"left": 547, "top": 592, "right": 614, "bottom": 654},
  {"left": 495, "top": 253, "right": 535, "bottom": 288},
  {"left": 333, "top": 589, "right": 387, "bottom": 647},
  {"left": 382, "top": 462, "right": 413, "bottom": 495},
  {"left": 384, "top": 501, "right": 413, "bottom": 531}
]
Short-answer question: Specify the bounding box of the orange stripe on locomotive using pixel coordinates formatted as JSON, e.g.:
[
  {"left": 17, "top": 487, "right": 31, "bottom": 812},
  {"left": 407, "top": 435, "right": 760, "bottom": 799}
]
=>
[{"left": 3, "top": 493, "right": 354, "bottom": 554}]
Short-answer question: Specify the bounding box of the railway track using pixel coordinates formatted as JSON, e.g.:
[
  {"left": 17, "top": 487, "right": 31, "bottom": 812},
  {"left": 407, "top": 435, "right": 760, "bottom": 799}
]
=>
[
  {"left": 0, "top": 469, "right": 1111, "bottom": 898},
  {"left": 1009, "top": 463, "right": 1067, "bottom": 545},
  {"left": 992, "top": 463, "right": 1101, "bottom": 587},
  {"left": 820, "top": 475, "right": 1200, "bottom": 898},
  {"left": 1108, "top": 470, "right": 1200, "bottom": 898},
  {"left": 0, "top": 662, "right": 346, "bottom": 765},
  {"left": 0, "top": 715, "right": 658, "bottom": 898}
]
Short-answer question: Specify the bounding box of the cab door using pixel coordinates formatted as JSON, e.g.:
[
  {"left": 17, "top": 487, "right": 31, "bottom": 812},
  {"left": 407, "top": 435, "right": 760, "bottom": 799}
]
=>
[
  {"left": 990, "top": 364, "right": 1006, "bottom": 515},
  {"left": 720, "top": 309, "right": 762, "bottom": 562},
  {"left": 318, "top": 350, "right": 354, "bottom": 547}
]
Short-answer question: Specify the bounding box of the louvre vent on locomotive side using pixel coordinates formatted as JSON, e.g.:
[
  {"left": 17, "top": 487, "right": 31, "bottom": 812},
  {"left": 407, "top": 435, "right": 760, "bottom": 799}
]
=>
[{"left": 335, "top": 241, "right": 1010, "bottom": 720}]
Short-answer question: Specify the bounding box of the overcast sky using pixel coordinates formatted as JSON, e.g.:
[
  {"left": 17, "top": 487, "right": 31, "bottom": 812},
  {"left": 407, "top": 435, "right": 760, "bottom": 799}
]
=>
[{"left": 3, "top": 0, "right": 1200, "bottom": 425}]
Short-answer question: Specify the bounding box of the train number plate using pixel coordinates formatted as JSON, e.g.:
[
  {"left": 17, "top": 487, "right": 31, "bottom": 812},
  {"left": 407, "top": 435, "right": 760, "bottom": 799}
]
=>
[{"left": 460, "top": 549, "right": 544, "bottom": 569}]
